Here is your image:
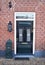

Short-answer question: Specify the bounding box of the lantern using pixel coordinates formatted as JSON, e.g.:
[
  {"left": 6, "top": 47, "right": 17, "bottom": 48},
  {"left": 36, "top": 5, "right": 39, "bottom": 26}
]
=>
[{"left": 8, "top": 21, "right": 12, "bottom": 32}]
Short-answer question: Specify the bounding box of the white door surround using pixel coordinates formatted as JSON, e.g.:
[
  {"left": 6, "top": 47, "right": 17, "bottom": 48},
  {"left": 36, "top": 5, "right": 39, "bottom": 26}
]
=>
[{"left": 14, "top": 12, "right": 35, "bottom": 55}]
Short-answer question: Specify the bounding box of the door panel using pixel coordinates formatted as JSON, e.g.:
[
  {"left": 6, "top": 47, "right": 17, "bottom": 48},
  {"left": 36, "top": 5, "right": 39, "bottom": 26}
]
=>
[{"left": 23, "top": 29, "right": 27, "bottom": 42}]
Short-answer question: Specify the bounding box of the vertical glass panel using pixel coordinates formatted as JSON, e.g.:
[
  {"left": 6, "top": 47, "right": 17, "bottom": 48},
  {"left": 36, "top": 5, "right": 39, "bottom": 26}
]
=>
[
  {"left": 19, "top": 29, "right": 23, "bottom": 42},
  {"left": 27, "top": 29, "right": 31, "bottom": 42}
]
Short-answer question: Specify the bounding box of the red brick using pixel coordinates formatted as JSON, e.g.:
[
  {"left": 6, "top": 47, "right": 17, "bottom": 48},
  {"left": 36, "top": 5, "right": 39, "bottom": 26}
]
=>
[{"left": 0, "top": 0, "right": 45, "bottom": 51}]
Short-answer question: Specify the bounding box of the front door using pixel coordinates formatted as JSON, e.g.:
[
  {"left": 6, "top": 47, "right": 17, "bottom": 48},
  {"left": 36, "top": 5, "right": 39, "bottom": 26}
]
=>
[{"left": 16, "top": 21, "right": 33, "bottom": 55}]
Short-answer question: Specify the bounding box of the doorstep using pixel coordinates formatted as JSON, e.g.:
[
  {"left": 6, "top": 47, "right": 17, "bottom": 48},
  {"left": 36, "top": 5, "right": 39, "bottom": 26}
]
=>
[{"left": 14, "top": 55, "right": 34, "bottom": 59}]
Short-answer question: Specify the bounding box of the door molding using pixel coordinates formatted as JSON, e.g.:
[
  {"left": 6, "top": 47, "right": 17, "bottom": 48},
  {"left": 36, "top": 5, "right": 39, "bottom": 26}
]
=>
[{"left": 14, "top": 12, "right": 36, "bottom": 55}]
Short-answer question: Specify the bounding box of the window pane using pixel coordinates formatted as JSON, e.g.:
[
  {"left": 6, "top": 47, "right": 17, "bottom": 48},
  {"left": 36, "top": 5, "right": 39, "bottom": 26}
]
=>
[
  {"left": 27, "top": 29, "right": 31, "bottom": 42},
  {"left": 19, "top": 29, "right": 23, "bottom": 42}
]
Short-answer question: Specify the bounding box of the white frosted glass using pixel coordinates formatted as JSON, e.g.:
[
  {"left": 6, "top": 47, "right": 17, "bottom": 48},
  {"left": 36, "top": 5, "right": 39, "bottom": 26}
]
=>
[
  {"left": 19, "top": 29, "right": 23, "bottom": 42},
  {"left": 27, "top": 29, "right": 31, "bottom": 42}
]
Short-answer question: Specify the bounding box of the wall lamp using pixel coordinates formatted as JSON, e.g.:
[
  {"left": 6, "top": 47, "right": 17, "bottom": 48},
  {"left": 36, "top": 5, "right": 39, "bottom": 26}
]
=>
[{"left": 8, "top": 21, "right": 12, "bottom": 32}]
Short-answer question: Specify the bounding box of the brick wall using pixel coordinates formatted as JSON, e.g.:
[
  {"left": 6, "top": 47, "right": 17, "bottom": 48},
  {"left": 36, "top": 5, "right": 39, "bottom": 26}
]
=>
[{"left": 0, "top": 0, "right": 45, "bottom": 51}]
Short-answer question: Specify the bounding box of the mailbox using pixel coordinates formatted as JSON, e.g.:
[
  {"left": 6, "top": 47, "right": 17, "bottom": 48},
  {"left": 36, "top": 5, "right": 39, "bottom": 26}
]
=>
[{"left": 5, "top": 39, "right": 12, "bottom": 58}]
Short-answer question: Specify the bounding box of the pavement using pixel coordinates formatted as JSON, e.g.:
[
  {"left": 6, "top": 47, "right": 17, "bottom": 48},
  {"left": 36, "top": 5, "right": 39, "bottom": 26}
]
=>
[{"left": 0, "top": 58, "right": 45, "bottom": 65}]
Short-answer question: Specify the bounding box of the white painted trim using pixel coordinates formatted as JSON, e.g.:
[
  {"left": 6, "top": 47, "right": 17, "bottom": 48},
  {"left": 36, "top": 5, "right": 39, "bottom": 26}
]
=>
[
  {"left": 14, "top": 12, "right": 35, "bottom": 55},
  {"left": 16, "top": 19, "right": 34, "bottom": 21},
  {"left": 33, "top": 13, "right": 35, "bottom": 54},
  {"left": 14, "top": 13, "right": 16, "bottom": 54}
]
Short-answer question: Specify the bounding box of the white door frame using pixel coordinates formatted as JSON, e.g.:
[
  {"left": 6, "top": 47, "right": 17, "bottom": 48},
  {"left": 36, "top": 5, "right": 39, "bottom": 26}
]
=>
[{"left": 14, "top": 12, "right": 35, "bottom": 55}]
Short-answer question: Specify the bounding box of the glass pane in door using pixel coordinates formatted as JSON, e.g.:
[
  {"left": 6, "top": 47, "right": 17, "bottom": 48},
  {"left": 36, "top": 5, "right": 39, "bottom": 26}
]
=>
[
  {"left": 27, "top": 29, "right": 31, "bottom": 42},
  {"left": 19, "top": 29, "right": 23, "bottom": 42}
]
